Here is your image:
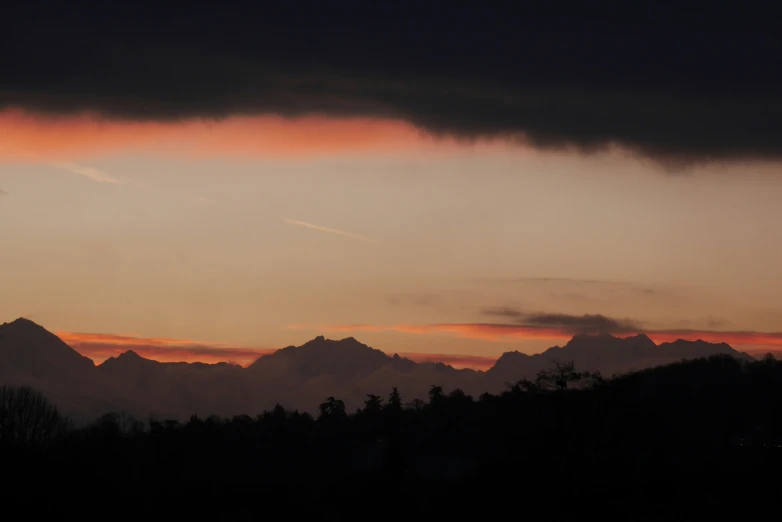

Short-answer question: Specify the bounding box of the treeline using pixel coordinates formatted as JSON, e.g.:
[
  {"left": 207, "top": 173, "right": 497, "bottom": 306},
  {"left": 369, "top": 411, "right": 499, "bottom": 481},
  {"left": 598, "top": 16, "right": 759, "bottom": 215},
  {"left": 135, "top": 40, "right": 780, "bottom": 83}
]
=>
[{"left": 2, "top": 355, "right": 782, "bottom": 514}]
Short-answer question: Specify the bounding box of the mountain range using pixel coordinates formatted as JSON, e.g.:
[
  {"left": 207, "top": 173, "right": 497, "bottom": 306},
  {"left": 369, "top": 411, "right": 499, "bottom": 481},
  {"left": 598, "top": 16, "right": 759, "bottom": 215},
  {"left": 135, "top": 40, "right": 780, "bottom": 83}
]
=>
[{"left": 0, "top": 317, "right": 754, "bottom": 423}]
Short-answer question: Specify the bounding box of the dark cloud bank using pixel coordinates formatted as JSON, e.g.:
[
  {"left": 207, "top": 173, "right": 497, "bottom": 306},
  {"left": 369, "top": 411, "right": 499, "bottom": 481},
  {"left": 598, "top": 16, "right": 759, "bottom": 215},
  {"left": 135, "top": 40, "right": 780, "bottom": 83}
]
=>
[
  {"left": 2, "top": 1, "right": 781, "bottom": 166},
  {"left": 483, "top": 307, "right": 640, "bottom": 334}
]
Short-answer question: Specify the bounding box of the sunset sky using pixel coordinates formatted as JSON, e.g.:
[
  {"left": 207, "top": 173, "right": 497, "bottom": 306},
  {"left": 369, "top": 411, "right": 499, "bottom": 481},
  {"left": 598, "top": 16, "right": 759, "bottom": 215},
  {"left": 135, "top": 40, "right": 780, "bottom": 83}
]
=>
[{"left": 2, "top": 4, "right": 781, "bottom": 367}]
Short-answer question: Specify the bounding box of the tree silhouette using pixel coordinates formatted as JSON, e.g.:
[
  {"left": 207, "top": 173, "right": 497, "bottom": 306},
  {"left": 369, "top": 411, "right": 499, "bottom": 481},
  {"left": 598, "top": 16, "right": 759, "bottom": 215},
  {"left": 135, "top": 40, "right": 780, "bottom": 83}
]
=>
[
  {"left": 448, "top": 388, "right": 471, "bottom": 401},
  {"left": 535, "top": 360, "right": 582, "bottom": 391},
  {"left": 363, "top": 394, "right": 383, "bottom": 414},
  {"left": 318, "top": 396, "right": 346, "bottom": 419},
  {"left": 0, "top": 385, "right": 68, "bottom": 446},
  {"left": 93, "top": 411, "right": 145, "bottom": 437},
  {"left": 407, "top": 398, "right": 426, "bottom": 411},
  {"left": 387, "top": 387, "right": 402, "bottom": 411},
  {"left": 428, "top": 385, "right": 445, "bottom": 405},
  {"left": 4, "top": 353, "right": 782, "bottom": 515}
]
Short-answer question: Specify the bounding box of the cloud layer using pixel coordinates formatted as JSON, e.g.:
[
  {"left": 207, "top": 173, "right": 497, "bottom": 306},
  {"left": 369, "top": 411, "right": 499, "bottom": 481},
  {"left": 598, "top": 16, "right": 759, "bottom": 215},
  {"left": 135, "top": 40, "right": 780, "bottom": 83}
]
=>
[
  {"left": 0, "top": 110, "right": 426, "bottom": 161},
  {"left": 290, "top": 322, "right": 782, "bottom": 349},
  {"left": 483, "top": 308, "right": 640, "bottom": 333},
  {"left": 57, "top": 331, "right": 499, "bottom": 370},
  {"left": 55, "top": 325, "right": 782, "bottom": 370},
  {"left": 57, "top": 331, "right": 274, "bottom": 366},
  {"left": 3, "top": 3, "right": 781, "bottom": 166}
]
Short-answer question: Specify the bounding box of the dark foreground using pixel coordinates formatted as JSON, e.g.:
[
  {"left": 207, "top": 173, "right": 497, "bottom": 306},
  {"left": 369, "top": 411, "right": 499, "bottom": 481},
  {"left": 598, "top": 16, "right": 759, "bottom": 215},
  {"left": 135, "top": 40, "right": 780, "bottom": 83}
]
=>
[{"left": 3, "top": 355, "right": 782, "bottom": 515}]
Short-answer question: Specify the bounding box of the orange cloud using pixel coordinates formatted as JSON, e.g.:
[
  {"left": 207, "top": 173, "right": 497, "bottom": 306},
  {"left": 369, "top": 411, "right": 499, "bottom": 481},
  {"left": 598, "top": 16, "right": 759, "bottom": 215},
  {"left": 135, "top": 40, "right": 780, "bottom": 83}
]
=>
[
  {"left": 56, "top": 331, "right": 501, "bottom": 370},
  {"left": 288, "top": 323, "right": 573, "bottom": 342},
  {"left": 0, "top": 109, "right": 478, "bottom": 161},
  {"left": 288, "top": 323, "right": 782, "bottom": 349},
  {"left": 59, "top": 325, "right": 781, "bottom": 371},
  {"left": 57, "top": 331, "right": 274, "bottom": 366},
  {"left": 58, "top": 331, "right": 216, "bottom": 347}
]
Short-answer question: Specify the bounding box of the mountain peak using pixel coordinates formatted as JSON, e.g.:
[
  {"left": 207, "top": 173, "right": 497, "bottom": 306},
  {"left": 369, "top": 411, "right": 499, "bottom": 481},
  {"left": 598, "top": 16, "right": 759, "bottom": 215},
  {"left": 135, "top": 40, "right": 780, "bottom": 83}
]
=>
[
  {"left": 486, "top": 350, "right": 531, "bottom": 379},
  {"left": 657, "top": 338, "right": 750, "bottom": 361},
  {"left": 494, "top": 350, "right": 530, "bottom": 363},
  {"left": 0, "top": 316, "right": 96, "bottom": 372},
  {"left": 248, "top": 334, "right": 390, "bottom": 379},
  {"left": 1, "top": 317, "right": 64, "bottom": 342},
  {"left": 565, "top": 332, "right": 618, "bottom": 344},
  {"left": 2, "top": 317, "right": 46, "bottom": 332},
  {"left": 99, "top": 349, "right": 158, "bottom": 369},
  {"left": 299, "top": 335, "right": 368, "bottom": 350},
  {"left": 118, "top": 350, "right": 143, "bottom": 360},
  {"left": 11, "top": 316, "right": 37, "bottom": 324},
  {"left": 562, "top": 332, "right": 657, "bottom": 350},
  {"left": 485, "top": 332, "right": 749, "bottom": 385}
]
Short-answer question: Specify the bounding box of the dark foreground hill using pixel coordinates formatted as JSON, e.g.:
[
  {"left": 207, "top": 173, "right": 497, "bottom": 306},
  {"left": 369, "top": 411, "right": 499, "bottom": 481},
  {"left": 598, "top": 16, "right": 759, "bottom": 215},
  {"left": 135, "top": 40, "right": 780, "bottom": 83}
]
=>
[
  {"left": 2, "top": 353, "right": 781, "bottom": 516},
  {"left": 1, "top": 317, "right": 756, "bottom": 422}
]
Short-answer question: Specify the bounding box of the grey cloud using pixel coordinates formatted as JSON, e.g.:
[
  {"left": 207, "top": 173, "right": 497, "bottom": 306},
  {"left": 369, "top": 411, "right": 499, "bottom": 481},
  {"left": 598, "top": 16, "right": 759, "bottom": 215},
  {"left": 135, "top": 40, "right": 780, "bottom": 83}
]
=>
[
  {"left": 2, "top": 3, "right": 781, "bottom": 169},
  {"left": 482, "top": 306, "right": 640, "bottom": 334},
  {"left": 524, "top": 313, "right": 640, "bottom": 333},
  {"left": 482, "top": 307, "right": 526, "bottom": 320}
]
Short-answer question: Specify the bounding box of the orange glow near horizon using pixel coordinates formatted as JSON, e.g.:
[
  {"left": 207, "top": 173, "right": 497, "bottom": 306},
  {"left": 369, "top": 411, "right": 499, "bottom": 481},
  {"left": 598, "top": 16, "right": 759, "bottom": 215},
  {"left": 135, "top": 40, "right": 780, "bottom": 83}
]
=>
[
  {"left": 56, "top": 331, "right": 275, "bottom": 367},
  {"left": 288, "top": 323, "right": 571, "bottom": 341},
  {"left": 641, "top": 330, "right": 782, "bottom": 350},
  {"left": 57, "top": 331, "right": 223, "bottom": 348},
  {"left": 56, "top": 325, "right": 782, "bottom": 371},
  {"left": 288, "top": 323, "right": 782, "bottom": 350},
  {"left": 56, "top": 331, "right": 501, "bottom": 370},
  {"left": 0, "top": 109, "right": 487, "bottom": 161}
]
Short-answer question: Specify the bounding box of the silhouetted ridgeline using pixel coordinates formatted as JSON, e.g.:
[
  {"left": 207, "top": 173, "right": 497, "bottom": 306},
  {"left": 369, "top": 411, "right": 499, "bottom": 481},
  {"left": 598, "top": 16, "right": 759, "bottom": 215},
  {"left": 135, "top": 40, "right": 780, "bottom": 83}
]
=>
[
  {"left": 0, "top": 317, "right": 754, "bottom": 422},
  {"left": 2, "top": 319, "right": 781, "bottom": 514}
]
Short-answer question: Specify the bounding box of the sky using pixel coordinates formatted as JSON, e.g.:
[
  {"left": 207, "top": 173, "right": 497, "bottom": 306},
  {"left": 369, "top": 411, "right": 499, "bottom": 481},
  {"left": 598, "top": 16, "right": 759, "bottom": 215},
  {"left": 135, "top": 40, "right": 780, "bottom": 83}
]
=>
[{"left": 2, "top": 2, "right": 781, "bottom": 367}]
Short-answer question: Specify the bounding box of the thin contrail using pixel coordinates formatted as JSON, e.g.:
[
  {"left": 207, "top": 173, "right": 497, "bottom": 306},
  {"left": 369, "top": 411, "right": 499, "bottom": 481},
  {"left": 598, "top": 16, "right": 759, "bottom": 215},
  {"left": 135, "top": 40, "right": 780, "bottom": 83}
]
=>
[
  {"left": 52, "top": 161, "right": 127, "bottom": 184},
  {"left": 282, "top": 218, "right": 376, "bottom": 243},
  {"left": 46, "top": 161, "right": 214, "bottom": 205}
]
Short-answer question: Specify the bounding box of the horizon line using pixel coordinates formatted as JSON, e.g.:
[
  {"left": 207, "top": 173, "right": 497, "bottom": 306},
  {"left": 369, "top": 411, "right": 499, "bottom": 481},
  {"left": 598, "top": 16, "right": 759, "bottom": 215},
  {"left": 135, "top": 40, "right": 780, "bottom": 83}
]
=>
[
  {"left": 51, "top": 327, "right": 775, "bottom": 370},
  {"left": 5, "top": 318, "right": 777, "bottom": 370}
]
